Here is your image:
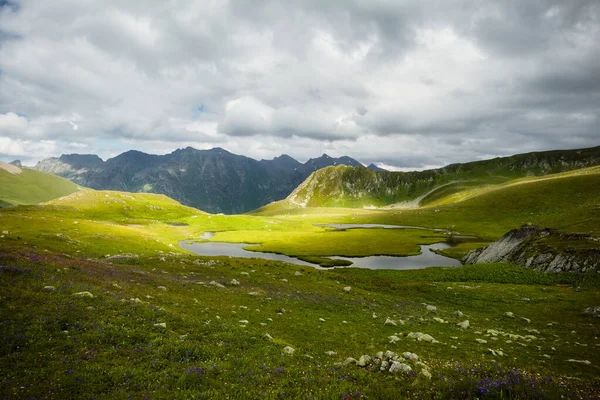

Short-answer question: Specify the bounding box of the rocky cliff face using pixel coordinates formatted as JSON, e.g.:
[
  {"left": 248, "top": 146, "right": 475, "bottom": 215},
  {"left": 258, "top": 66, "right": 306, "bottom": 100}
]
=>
[
  {"left": 34, "top": 148, "right": 362, "bottom": 214},
  {"left": 464, "top": 225, "right": 600, "bottom": 272}
]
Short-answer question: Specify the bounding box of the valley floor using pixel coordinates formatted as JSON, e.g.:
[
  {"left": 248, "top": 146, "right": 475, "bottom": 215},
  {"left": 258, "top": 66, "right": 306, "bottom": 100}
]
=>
[{"left": 1, "top": 165, "right": 600, "bottom": 398}]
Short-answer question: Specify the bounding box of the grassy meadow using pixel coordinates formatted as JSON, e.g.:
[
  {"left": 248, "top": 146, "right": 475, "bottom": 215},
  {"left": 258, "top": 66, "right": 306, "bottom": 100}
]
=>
[{"left": 0, "top": 166, "right": 599, "bottom": 398}]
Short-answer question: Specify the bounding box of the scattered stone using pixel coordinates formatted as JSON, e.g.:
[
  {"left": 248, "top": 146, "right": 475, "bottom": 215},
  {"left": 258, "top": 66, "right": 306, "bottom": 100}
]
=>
[
  {"left": 543, "top": 354, "right": 551, "bottom": 359},
  {"left": 319, "top": 318, "right": 326, "bottom": 322},
  {"left": 283, "top": 346, "right": 295, "bottom": 355},
  {"left": 403, "top": 352, "right": 419, "bottom": 361},
  {"left": 240, "top": 272, "right": 250, "bottom": 276},
  {"left": 130, "top": 298, "right": 143, "bottom": 304},
  {"left": 426, "top": 305, "right": 437, "bottom": 311},
  {"left": 457, "top": 320, "right": 470, "bottom": 329},
  {"left": 357, "top": 355, "right": 372, "bottom": 366},
  {"left": 385, "top": 351, "right": 397, "bottom": 360},
  {"left": 43, "top": 285, "right": 56, "bottom": 291},
  {"left": 487, "top": 348, "right": 504, "bottom": 356},
  {"left": 229, "top": 279, "right": 240, "bottom": 286},
  {"left": 209, "top": 281, "right": 225, "bottom": 288},
  {"left": 157, "top": 286, "right": 167, "bottom": 291},
  {"left": 384, "top": 318, "right": 397, "bottom": 326},
  {"left": 238, "top": 320, "right": 249, "bottom": 324},
  {"left": 154, "top": 322, "right": 167, "bottom": 328},
  {"left": 455, "top": 311, "right": 464, "bottom": 317},
  {"left": 389, "top": 335, "right": 401, "bottom": 344},
  {"left": 72, "top": 291, "right": 94, "bottom": 298},
  {"left": 433, "top": 317, "right": 447, "bottom": 324},
  {"left": 389, "top": 361, "right": 412, "bottom": 374},
  {"left": 295, "top": 271, "right": 303, "bottom": 276},
  {"left": 112, "top": 283, "right": 122, "bottom": 289},
  {"left": 504, "top": 312, "right": 514, "bottom": 318},
  {"left": 520, "top": 317, "right": 531, "bottom": 323},
  {"left": 343, "top": 286, "right": 351, "bottom": 292},
  {"left": 407, "top": 332, "right": 438, "bottom": 343},
  {"left": 583, "top": 306, "right": 600, "bottom": 317},
  {"left": 325, "top": 351, "right": 336, "bottom": 356},
  {"left": 421, "top": 369, "right": 432, "bottom": 379},
  {"left": 248, "top": 291, "right": 259, "bottom": 296},
  {"left": 567, "top": 359, "right": 591, "bottom": 365},
  {"left": 343, "top": 357, "right": 357, "bottom": 365},
  {"left": 264, "top": 333, "right": 274, "bottom": 341},
  {"left": 106, "top": 253, "right": 138, "bottom": 261},
  {"left": 380, "top": 360, "right": 390, "bottom": 371},
  {"left": 476, "top": 339, "right": 488, "bottom": 344}
]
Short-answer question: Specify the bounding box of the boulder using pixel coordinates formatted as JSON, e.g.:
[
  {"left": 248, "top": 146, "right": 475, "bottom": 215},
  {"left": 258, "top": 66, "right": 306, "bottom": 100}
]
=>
[
  {"left": 283, "top": 346, "right": 295, "bottom": 355},
  {"left": 388, "top": 335, "right": 401, "bottom": 344},
  {"left": 457, "top": 320, "right": 470, "bottom": 329},
  {"left": 389, "top": 361, "right": 412, "bottom": 374},
  {"left": 407, "top": 332, "right": 438, "bottom": 343},
  {"left": 357, "top": 355, "right": 372, "bottom": 366}
]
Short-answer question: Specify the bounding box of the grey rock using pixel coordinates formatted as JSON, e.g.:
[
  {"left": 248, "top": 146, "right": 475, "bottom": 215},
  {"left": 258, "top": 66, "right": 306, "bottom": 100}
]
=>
[
  {"left": 389, "top": 361, "right": 412, "bottom": 374},
  {"left": 343, "top": 357, "right": 357, "bottom": 365},
  {"left": 72, "top": 291, "right": 94, "bottom": 298},
  {"left": 357, "top": 355, "right": 372, "bottom": 366},
  {"left": 457, "top": 320, "right": 470, "bottom": 329},
  {"left": 463, "top": 225, "right": 600, "bottom": 272}
]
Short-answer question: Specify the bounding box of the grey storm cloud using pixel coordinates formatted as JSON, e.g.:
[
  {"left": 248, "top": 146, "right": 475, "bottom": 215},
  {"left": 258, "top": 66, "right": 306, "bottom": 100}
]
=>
[{"left": 0, "top": 0, "right": 598, "bottom": 167}]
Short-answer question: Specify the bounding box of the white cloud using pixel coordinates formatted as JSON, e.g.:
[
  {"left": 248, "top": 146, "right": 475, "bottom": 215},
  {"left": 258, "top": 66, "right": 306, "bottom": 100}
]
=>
[
  {"left": 0, "top": 112, "right": 28, "bottom": 135},
  {"left": 0, "top": 0, "right": 598, "bottom": 167}
]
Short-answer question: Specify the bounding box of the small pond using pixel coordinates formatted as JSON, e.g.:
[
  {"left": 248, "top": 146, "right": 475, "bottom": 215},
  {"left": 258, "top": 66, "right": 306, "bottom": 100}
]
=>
[
  {"left": 329, "top": 242, "right": 461, "bottom": 270},
  {"left": 179, "top": 240, "right": 316, "bottom": 267},
  {"left": 180, "top": 223, "right": 465, "bottom": 270}
]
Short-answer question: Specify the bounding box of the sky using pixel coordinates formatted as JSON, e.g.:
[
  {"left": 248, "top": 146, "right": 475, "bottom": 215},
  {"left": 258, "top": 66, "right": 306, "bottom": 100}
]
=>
[{"left": 0, "top": 0, "right": 598, "bottom": 169}]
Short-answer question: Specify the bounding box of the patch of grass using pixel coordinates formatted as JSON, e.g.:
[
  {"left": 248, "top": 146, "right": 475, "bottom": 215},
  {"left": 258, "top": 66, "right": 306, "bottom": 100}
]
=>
[
  {"left": 0, "top": 167, "right": 80, "bottom": 206},
  {"left": 0, "top": 247, "right": 598, "bottom": 399}
]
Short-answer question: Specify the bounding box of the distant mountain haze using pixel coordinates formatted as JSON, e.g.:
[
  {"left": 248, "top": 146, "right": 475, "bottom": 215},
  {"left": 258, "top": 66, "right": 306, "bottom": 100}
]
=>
[{"left": 34, "top": 147, "right": 369, "bottom": 214}]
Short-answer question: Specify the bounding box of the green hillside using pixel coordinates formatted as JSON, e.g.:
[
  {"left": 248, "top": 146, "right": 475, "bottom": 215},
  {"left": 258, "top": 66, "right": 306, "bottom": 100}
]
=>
[
  {"left": 1, "top": 157, "right": 599, "bottom": 398},
  {"left": 0, "top": 162, "right": 81, "bottom": 207},
  {"left": 266, "top": 145, "right": 600, "bottom": 210}
]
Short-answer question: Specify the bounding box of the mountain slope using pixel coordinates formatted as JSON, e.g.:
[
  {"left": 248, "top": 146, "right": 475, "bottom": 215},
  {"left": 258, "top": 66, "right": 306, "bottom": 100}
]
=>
[
  {"left": 0, "top": 162, "right": 81, "bottom": 207},
  {"left": 270, "top": 145, "right": 600, "bottom": 210},
  {"left": 34, "top": 148, "right": 363, "bottom": 214}
]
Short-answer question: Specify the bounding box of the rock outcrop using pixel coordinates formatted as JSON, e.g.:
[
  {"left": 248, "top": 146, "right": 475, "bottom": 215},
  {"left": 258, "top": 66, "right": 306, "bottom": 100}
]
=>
[{"left": 464, "top": 225, "right": 600, "bottom": 272}]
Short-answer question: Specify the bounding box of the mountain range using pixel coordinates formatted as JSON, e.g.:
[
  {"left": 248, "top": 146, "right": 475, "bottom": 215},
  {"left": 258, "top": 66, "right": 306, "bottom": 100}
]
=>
[
  {"left": 33, "top": 147, "right": 370, "bottom": 213},
  {"left": 31, "top": 145, "right": 600, "bottom": 214}
]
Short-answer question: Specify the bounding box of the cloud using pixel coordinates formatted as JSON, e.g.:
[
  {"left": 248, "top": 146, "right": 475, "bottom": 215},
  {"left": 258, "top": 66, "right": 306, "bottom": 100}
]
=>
[
  {"left": 0, "top": 0, "right": 598, "bottom": 167},
  {"left": 0, "top": 112, "right": 28, "bottom": 135}
]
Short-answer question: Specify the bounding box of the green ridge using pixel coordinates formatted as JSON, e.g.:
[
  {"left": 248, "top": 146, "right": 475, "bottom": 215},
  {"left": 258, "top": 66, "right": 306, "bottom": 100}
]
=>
[{"left": 0, "top": 164, "right": 81, "bottom": 207}]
